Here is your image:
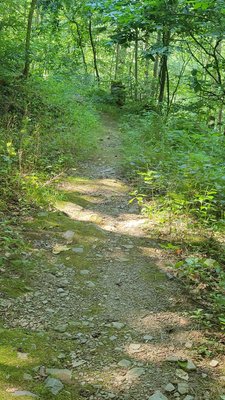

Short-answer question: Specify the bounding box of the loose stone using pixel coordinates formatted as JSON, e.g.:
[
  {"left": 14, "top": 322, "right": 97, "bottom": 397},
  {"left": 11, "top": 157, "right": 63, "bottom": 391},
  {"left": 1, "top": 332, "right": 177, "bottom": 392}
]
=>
[
  {"left": 46, "top": 368, "right": 72, "bottom": 383},
  {"left": 186, "top": 360, "right": 197, "bottom": 371},
  {"left": 148, "top": 390, "right": 168, "bottom": 400},
  {"left": 126, "top": 367, "right": 145, "bottom": 381},
  {"left": 80, "top": 270, "right": 90, "bottom": 275},
  {"left": 210, "top": 359, "right": 219, "bottom": 367},
  {"left": 112, "top": 322, "right": 125, "bottom": 330},
  {"left": 45, "top": 377, "right": 64, "bottom": 395},
  {"left": 176, "top": 369, "right": 189, "bottom": 381},
  {"left": 143, "top": 335, "right": 154, "bottom": 341},
  {"left": 177, "top": 382, "right": 189, "bottom": 395},
  {"left": 118, "top": 359, "right": 132, "bottom": 368},
  {"left": 165, "top": 383, "right": 176, "bottom": 393}
]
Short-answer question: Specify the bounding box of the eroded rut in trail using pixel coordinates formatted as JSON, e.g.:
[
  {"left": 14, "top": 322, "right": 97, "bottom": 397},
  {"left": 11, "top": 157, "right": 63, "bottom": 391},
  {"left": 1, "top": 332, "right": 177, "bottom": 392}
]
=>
[{"left": 2, "top": 116, "right": 224, "bottom": 399}]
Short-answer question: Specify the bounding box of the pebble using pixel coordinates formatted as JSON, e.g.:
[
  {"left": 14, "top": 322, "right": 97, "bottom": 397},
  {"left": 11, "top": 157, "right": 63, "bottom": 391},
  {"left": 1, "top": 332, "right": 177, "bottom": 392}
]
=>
[
  {"left": 80, "top": 270, "right": 90, "bottom": 275},
  {"left": 126, "top": 367, "right": 145, "bottom": 382},
  {"left": 129, "top": 343, "right": 141, "bottom": 353},
  {"left": 176, "top": 369, "right": 189, "bottom": 381},
  {"left": 45, "top": 377, "right": 64, "bottom": 395},
  {"left": 112, "top": 322, "right": 125, "bottom": 330},
  {"left": 72, "top": 247, "right": 84, "bottom": 254},
  {"left": 86, "top": 281, "right": 96, "bottom": 288},
  {"left": 62, "top": 230, "right": 75, "bottom": 241},
  {"left": 166, "top": 355, "right": 179, "bottom": 362},
  {"left": 210, "top": 359, "right": 219, "bottom": 367},
  {"left": 177, "top": 382, "right": 189, "bottom": 395},
  {"left": 185, "top": 360, "right": 197, "bottom": 371},
  {"left": 54, "top": 324, "right": 68, "bottom": 333},
  {"left": 118, "top": 359, "right": 132, "bottom": 368},
  {"left": 143, "top": 335, "right": 154, "bottom": 341},
  {"left": 46, "top": 368, "right": 72, "bottom": 383},
  {"left": 165, "top": 383, "right": 175, "bottom": 393},
  {"left": 185, "top": 341, "right": 193, "bottom": 349},
  {"left": 148, "top": 390, "right": 168, "bottom": 400},
  {"left": 109, "top": 335, "right": 117, "bottom": 341}
]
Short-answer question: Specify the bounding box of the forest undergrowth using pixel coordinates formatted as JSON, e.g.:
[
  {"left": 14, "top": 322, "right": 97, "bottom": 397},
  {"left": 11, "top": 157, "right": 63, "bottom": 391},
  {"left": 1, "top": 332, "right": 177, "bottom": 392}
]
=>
[{"left": 119, "top": 106, "right": 225, "bottom": 331}]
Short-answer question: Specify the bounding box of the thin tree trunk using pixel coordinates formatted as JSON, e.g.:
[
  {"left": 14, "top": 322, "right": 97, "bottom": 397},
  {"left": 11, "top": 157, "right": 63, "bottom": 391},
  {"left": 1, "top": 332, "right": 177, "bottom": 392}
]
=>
[
  {"left": 74, "top": 21, "right": 88, "bottom": 74},
  {"left": 158, "top": 29, "right": 170, "bottom": 105},
  {"left": 145, "top": 33, "right": 150, "bottom": 84},
  {"left": 134, "top": 28, "right": 139, "bottom": 101},
  {"left": 23, "top": 0, "right": 38, "bottom": 79},
  {"left": 151, "top": 32, "right": 161, "bottom": 99},
  {"left": 88, "top": 17, "right": 100, "bottom": 83},
  {"left": 114, "top": 43, "right": 120, "bottom": 81}
]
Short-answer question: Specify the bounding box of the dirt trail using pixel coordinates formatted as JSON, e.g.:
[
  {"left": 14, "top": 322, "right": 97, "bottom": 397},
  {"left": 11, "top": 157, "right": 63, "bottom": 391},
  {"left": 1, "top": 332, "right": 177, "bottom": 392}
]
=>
[{"left": 2, "top": 115, "right": 224, "bottom": 399}]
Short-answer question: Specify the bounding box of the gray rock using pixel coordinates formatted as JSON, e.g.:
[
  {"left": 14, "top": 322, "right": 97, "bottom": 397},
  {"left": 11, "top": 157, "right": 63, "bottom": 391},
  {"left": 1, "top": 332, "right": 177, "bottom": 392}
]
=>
[
  {"left": 177, "top": 382, "right": 189, "bottom": 395},
  {"left": 183, "top": 396, "right": 194, "bottom": 400},
  {"left": 80, "top": 270, "right": 90, "bottom": 275},
  {"left": 118, "top": 359, "right": 132, "bottom": 368},
  {"left": 57, "top": 288, "right": 65, "bottom": 294},
  {"left": 143, "top": 335, "right": 154, "bottom": 341},
  {"left": 46, "top": 368, "right": 72, "bottom": 383},
  {"left": 62, "top": 231, "right": 75, "bottom": 241},
  {"left": 112, "top": 322, "right": 125, "bottom": 330},
  {"left": 12, "top": 391, "right": 38, "bottom": 398},
  {"left": 72, "top": 247, "right": 84, "bottom": 254},
  {"left": 165, "top": 383, "right": 175, "bottom": 393},
  {"left": 54, "top": 324, "right": 68, "bottom": 333},
  {"left": 45, "top": 377, "right": 64, "bottom": 395},
  {"left": 86, "top": 281, "right": 96, "bottom": 288},
  {"left": 166, "top": 355, "right": 179, "bottom": 362},
  {"left": 148, "top": 391, "right": 168, "bottom": 400},
  {"left": 210, "top": 359, "right": 219, "bottom": 367},
  {"left": 176, "top": 368, "right": 189, "bottom": 381},
  {"left": 126, "top": 367, "right": 145, "bottom": 381},
  {"left": 186, "top": 360, "right": 197, "bottom": 371}
]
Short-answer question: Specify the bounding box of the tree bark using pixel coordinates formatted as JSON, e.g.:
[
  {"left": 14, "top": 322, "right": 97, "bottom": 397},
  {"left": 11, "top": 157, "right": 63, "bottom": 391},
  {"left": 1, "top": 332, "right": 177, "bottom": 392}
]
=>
[
  {"left": 23, "top": 0, "right": 38, "bottom": 79},
  {"left": 134, "top": 28, "right": 139, "bottom": 101},
  {"left": 88, "top": 17, "right": 100, "bottom": 83},
  {"left": 158, "top": 29, "right": 170, "bottom": 105},
  {"left": 151, "top": 32, "right": 161, "bottom": 99},
  {"left": 74, "top": 21, "right": 88, "bottom": 74}
]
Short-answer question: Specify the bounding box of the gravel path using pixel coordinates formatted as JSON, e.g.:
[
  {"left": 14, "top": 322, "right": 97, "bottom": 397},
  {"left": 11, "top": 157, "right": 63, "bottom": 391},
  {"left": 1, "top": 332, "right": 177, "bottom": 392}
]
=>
[{"left": 1, "top": 114, "right": 224, "bottom": 400}]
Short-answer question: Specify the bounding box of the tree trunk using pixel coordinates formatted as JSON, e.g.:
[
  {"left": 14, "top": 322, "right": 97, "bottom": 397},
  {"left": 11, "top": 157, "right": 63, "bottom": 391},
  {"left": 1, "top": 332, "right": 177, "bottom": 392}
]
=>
[
  {"left": 74, "top": 21, "right": 88, "bottom": 74},
  {"left": 151, "top": 32, "right": 161, "bottom": 99},
  {"left": 23, "top": 0, "right": 38, "bottom": 79},
  {"left": 88, "top": 17, "right": 100, "bottom": 83},
  {"left": 134, "top": 28, "right": 139, "bottom": 101},
  {"left": 114, "top": 43, "right": 120, "bottom": 81},
  {"left": 158, "top": 29, "right": 170, "bottom": 105}
]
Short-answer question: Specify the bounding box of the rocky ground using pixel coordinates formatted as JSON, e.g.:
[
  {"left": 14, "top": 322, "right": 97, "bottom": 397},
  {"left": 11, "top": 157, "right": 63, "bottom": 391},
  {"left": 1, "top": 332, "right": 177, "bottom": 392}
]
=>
[{"left": 0, "top": 115, "right": 224, "bottom": 400}]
